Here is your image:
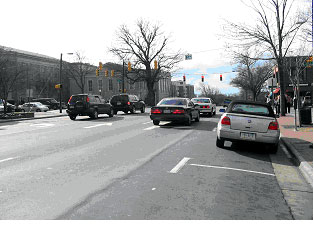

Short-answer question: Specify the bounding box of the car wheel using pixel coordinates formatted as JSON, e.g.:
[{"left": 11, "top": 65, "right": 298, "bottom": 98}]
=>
[
  {"left": 153, "top": 120, "right": 160, "bottom": 125},
  {"left": 216, "top": 137, "right": 224, "bottom": 148},
  {"left": 209, "top": 109, "right": 213, "bottom": 117},
  {"left": 36, "top": 109, "right": 41, "bottom": 112},
  {"left": 269, "top": 143, "right": 278, "bottom": 154},
  {"left": 69, "top": 115, "right": 76, "bottom": 120},
  {"left": 108, "top": 108, "right": 114, "bottom": 117},
  {"left": 213, "top": 109, "right": 216, "bottom": 115},
  {"left": 185, "top": 115, "right": 192, "bottom": 126},
  {"left": 195, "top": 112, "right": 200, "bottom": 122},
  {"left": 113, "top": 110, "right": 117, "bottom": 115},
  {"left": 93, "top": 110, "right": 98, "bottom": 119},
  {"left": 141, "top": 106, "right": 145, "bottom": 113},
  {"left": 123, "top": 110, "right": 129, "bottom": 114},
  {"left": 130, "top": 106, "right": 136, "bottom": 114}
]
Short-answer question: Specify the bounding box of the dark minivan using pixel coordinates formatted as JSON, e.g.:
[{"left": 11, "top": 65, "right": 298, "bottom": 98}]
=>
[
  {"left": 110, "top": 94, "right": 145, "bottom": 114},
  {"left": 66, "top": 94, "right": 114, "bottom": 120}
]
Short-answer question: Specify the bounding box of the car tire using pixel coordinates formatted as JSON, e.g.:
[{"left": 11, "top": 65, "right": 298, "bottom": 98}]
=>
[
  {"left": 108, "top": 108, "right": 114, "bottom": 117},
  {"left": 36, "top": 109, "right": 41, "bottom": 112},
  {"left": 216, "top": 137, "right": 224, "bottom": 148},
  {"left": 213, "top": 109, "right": 216, "bottom": 115},
  {"left": 113, "top": 110, "right": 117, "bottom": 115},
  {"left": 124, "top": 110, "right": 129, "bottom": 114},
  {"left": 93, "top": 110, "right": 98, "bottom": 119},
  {"left": 69, "top": 115, "right": 76, "bottom": 121},
  {"left": 141, "top": 106, "right": 145, "bottom": 113},
  {"left": 185, "top": 115, "right": 192, "bottom": 126},
  {"left": 209, "top": 109, "right": 213, "bottom": 117},
  {"left": 195, "top": 112, "right": 200, "bottom": 122},
  {"left": 153, "top": 120, "right": 160, "bottom": 125},
  {"left": 269, "top": 143, "right": 278, "bottom": 154}
]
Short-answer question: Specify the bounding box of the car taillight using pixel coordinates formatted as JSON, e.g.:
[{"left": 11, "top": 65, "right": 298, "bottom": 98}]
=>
[
  {"left": 172, "top": 109, "right": 185, "bottom": 114},
  {"left": 206, "top": 105, "right": 209, "bottom": 108},
  {"left": 86, "top": 97, "right": 90, "bottom": 102},
  {"left": 221, "top": 116, "right": 231, "bottom": 125},
  {"left": 127, "top": 101, "right": 131, "bottom": 105},
  {"left": 68, "top": 96, "right": 72, "bottom": 103},
  {"left": 268, "top": 121, "right": 279, "bottom": 130},
  {"left": 151, "top": 108, "right": 162, "bottom": 114}
]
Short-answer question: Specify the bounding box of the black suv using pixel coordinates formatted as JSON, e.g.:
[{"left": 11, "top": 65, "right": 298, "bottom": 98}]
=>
[
  {"left": 66, "top": 94, "right": 114, "bottom": 120},
  {"left": 32, "top": 98, "right": 59, "bottom": 110},
  {"left": 110, "top": 94, "right": 145, "bottom": 114}
]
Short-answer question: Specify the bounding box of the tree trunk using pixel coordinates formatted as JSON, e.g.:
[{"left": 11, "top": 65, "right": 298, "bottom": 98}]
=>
[
  {"left": 145, "top": 80, "right": 155, "bottom": 106},
  {"left": 278, "top": 64, "right": 286, "bottom": 116}
]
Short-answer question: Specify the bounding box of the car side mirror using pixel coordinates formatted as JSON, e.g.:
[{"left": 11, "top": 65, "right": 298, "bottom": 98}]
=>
[{"left": 219, "top": 108, "right": 225, "bottom": 113}]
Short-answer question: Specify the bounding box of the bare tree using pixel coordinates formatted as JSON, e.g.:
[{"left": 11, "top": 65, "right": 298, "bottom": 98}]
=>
[
  {"left": 0, "top": 47, "right": 24, "bottom": 114},
  {"left": 197, "top": 83, "right": 221, "bottom": 101},
  {"left": 223, "top": 0, "right": 310, "bottom": 115},
  {"left": 63, "top": 51, "right": 95, "bottom": 94},
  {"left": 231, "top": 58, "right": 273, "bottom": 101},
  {"left": 109, "top": 19, "right": 183, "bottom": 106}
]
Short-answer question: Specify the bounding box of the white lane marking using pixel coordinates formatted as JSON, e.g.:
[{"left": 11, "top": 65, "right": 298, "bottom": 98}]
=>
[
  {"left": 30, "top": 123, "right": 55, "bottom": 128},
  {"left": 142, "top": 121, "right": 152, "bottom": 125},
  {"left": 189, "top": 163, "right": 275, "bottom": 177},
  {"left": 144, "top": 126, "right": 158, "bottom": 131},
  {"left": 212, "top": 127, "right": 217, "bottom": 132},
  {"left": 0, "top": 157, "right": 18, "bottom": 164},
  {"left": 152, "top": 188, "right": 156, "bottom": 191},
  {"left": 169, "top": 157, "right": 191, "bottom": 173},
  {"left": 83, "top": 123, "right": 113, "bottom": 129}
]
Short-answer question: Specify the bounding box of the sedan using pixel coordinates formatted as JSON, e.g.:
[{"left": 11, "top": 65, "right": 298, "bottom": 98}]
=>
[
  {"left": 20, "top": 102, "right": 49, "bottom": 112},
  {"left": 191, "top": 97, "right": 216, "bottom": 116},
  {"left": 216, "top": 100, "right": 280, "bottom": 153},
  {"left": 150, "top": 97, "right": 200, "bottom": 126}
]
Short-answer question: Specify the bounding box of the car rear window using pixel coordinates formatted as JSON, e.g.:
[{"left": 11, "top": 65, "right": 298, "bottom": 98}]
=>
[
  {"left": 192, "top": 98, "right": 210, "bottom": 103},
  {"left": 111, "top": 95, "right": 129, "bottom": 103},
  {"left": 229, "top": 103, "right": 272, "bottom": 116},
  {"left": 71, "top": 95, "right": 87, "bottom": 103},
  {"left": 158, "top": 99, "right": 187, "bottom": 106}
]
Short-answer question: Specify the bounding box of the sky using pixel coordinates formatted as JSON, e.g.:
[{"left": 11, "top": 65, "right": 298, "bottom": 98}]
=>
[{"left": 0, "top": 0, "right": 309, "bottom": 95}]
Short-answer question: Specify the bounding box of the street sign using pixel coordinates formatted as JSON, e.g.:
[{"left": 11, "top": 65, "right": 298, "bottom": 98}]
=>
[{"left": 185, "top": 54, "right": 192, "bottom": 60}]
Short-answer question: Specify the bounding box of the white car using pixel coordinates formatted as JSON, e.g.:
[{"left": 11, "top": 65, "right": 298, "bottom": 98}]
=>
[
  {"left": 20, "top": 102, "right": 49, "bottom": 112},
  {"left": 216, "top": 100, "right": 280, "bottom": 153},
  {"left": 191, "top": 97, "right": 216, "bottom": 116}
]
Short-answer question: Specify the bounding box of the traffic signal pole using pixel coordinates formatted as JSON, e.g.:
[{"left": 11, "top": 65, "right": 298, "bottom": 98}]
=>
[
  {"left": 122, "top": 60, "right": 125, "bottom": 93},
  {"left": 59, "top": 53, "right": 63, "bottom": 113}
]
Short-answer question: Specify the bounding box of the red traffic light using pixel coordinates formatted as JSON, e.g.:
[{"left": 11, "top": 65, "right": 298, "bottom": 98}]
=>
[
  {"left": 183, "top": 75, "right": 186, "bottom": 82},
  {"left": 220, "top": 74, "right": 222, "bottom": 81},
  {"left": 201, "top": 75, "right": 204, "bottom": 82}
]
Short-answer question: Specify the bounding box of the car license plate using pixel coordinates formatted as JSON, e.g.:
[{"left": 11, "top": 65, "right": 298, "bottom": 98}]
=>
[
  {"left": 240, "top": 132, "right": 256, "bottom": 140},
  {"left": 163, "top": 110, "right": 170, "bottom": 113},
  {"left": 117, "top": 102, "right": 121, "bottom": 105}
]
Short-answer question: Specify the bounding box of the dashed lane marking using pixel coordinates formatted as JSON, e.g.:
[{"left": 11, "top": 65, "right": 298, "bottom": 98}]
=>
[
  {"left": 83, "top": 123, "right": 113, "bottom": 129},
  {"left": 169, "top": 157, "right": 191, "bottom": 173},
  {"left": 29, "top": 123, "right": 55, "bottom": 128},
  {"left": 212, "top": 127, "right": 217, "bottom": 132},
  {"left": 0, "top": 157, "right": 18, "bottom": 164},
  {"left": 189, "top": 163, "right": 275, "bottom": 177},
  {"left": 142, "top": 121, "right": 152, "bottom": 125},
  {"left": 144, "top": 126, "right": 158, "bottom": 131}
]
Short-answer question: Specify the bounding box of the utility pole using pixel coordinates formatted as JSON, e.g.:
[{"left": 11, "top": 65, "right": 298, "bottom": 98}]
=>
[
  {"left": 122, "top": 60, "right": 125, "bottom": 93},
  {"left": 59, "top": 53, "right": 63, "bottom": 113}
]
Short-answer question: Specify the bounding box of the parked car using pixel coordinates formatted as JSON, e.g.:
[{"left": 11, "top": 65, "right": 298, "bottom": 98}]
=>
[
  {"left": 19, "top": 102, "right": 49, "bottom": 112},
  {"left": 110, "top": 94, "right": 145, "bottom": 114},
  {"left": 0, "top": 99, "right": 15, "bottom": 113},
  {"left": 216, "top": 100, "right": 280, "bottom": 153},
  {"left": 191, "top": 97, "right": 216, "bottom": 116},
  {"left": 66, "top": 94, "right": 114, "bottom": 120},
  {"left": 150, "top": 97, "right": 200, "bottom": 126},
  {"left": 32, "top": 98, "right": 59, "bottom": 110}
]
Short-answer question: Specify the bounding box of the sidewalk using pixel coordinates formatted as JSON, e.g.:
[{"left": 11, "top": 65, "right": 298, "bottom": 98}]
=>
[
  {"left": 0, "top": 109, "right": 68, "bottom": 123},
  {"left": 277, "top": 110, "right": 313, "bottom": 186}
]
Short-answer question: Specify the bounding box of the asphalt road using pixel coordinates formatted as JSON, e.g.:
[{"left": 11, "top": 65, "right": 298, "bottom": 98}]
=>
[{"left": 0, "top": 108, "right": 303, "bottom": 219}]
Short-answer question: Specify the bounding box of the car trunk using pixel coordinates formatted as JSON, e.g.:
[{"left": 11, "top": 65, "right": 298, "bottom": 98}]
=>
[
  {"left": 227, "top": 113, "right": 274, "bottom": 133},
  {"left": 152, "top": 105, "right": 186, "bottom": 114},
  {"left": 111, "top": 95, "right": 129, "bottom": 107}
]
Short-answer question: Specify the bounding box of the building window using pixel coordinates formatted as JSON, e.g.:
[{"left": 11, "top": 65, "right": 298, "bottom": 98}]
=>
[
  {"left": 98, "top": 80, "right": 102, "bottom": 92},
  {"left": 130, "top": 82, "right": 134, "bottom": 90},
  {"left": 109, "top": 79, "right": 113, "bottom": 91},
  {"left": 88, "top": 80, "right": 93, "bottom": 92}
]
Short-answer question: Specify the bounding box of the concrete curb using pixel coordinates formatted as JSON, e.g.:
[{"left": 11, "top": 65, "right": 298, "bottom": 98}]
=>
[
  {"left": 0, "top": 113, "right": 67, "bottom": 123},
  {"left": 281, "top": 137, "right": 313, "bottom": 187}
]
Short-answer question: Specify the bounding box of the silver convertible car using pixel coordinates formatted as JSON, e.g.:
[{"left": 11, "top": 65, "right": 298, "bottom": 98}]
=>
[{"left": 216, "top": 100, "right": 280, "bottom": 153}]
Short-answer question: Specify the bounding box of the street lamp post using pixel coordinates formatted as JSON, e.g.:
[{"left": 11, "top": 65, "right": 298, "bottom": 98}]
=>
[{"left": 59, "top": 52, "right": 73, "bottom": 113}]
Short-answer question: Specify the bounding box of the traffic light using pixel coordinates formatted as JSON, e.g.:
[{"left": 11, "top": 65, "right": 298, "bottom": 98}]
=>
[
  {"left": 201, "top": 75, "right": 204, "bottom": 82},
  {"left": 183, "top": 75, "right": 186, "bottom": 82},
  {"left": 128, "top": 62, "right": 131, "bottom": 71},
  {"left": 96, "top": 68, "right": 99, "bottom": 76},
  {"left": 111, "top": 70, "right": 114, "bottom": 77},
  {"left": 99, "top": 62, "right": 103, "bottom": 70},
  {"left": 220, "top": 74, "right": 222, "bottom": 81},
  {"left": 154, "top": 60, "right": 158, "bottom": 70},
  {"left": 105, "top": 69, "right": 108, "bottom": 77},
  {"left": 55, "top": 84, "right": 62, "bottom": 89}
]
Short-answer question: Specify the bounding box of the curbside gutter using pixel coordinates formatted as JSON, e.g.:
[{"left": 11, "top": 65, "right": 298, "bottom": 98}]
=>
[{"left": 281, "top": 137, "right": 313, "bottom": 187}]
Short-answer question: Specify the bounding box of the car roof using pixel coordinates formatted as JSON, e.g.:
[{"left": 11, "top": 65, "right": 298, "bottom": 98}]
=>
[
  {"left": 192, "top": 97, "right": 210, "bottom": 99},
  {"left": 229, "top": 100, "right": 268, "bottom": 106}
]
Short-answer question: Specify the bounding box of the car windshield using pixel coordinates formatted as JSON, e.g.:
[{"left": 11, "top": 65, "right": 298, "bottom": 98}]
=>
[
  {"left": 230, "top": 104, "right": 270, "bottom": 116},
  {"left": 71, "top": 95, "right": 86, "bottom": 103},
  {"left": 191, "top": 98, "right": 210, "bottom": 103},
  {"left": 111, "top": 95, "right": 128, "bottom": 103},
  {"left": 158, "top": 99, "right": 186, "bottom": 106}
]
